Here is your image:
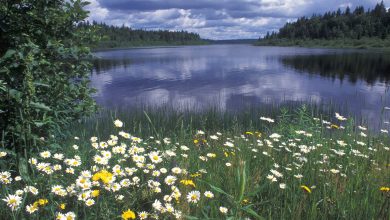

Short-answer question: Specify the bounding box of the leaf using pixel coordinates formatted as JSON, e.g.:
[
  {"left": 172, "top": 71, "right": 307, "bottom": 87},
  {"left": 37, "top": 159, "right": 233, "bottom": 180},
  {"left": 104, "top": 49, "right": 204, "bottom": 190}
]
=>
[
  {"left": 238, "top": 161, "right": 247, "bottom": 202},
  {"left": 30, "top": 102, "right": 51, "bottom": 111},
  {"left": 184, "top": 215, "right": 200, "bottom": 220},
  {"left": 198, "top": 179, "right": 234, "bottom": 200},
  {"left": 9, "top": 89, "right": 22, "bottom": 101},
  {"left": 241, "top": 207, "right": 266, "bottom": 220},
  {"left": 33, "top": 82, "right": 50, "bottom": 88},
  {"left": 18, "top": 157, "right": 31, "bottom": 183},
  {"left": 1, "top": 49, "right": 16, "bottom": 60},
  {"left": 33, "top": 121, "right": 45, "bottom": 127}
]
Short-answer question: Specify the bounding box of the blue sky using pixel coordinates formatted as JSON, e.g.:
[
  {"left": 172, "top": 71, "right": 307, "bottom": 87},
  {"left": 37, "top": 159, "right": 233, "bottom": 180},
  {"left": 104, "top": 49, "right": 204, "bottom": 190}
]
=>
[{"left": 86, "top": 0, "right": 390, "bottom": 40}]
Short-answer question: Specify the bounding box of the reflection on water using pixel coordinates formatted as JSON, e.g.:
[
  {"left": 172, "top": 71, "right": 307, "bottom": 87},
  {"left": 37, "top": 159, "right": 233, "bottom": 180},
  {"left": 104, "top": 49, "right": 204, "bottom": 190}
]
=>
[
  {"left": 281, "top": 52, "right": 390, "bottom": 84},
  {"left": 91, "top": 45, "right": 390, "bottom": 128}
]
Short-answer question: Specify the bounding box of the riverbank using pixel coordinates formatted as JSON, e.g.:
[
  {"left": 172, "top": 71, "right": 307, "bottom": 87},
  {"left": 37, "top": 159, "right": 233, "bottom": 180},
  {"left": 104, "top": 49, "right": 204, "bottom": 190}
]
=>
[{"left": 255, "top": 37, "right": 390, "bottom": 50}]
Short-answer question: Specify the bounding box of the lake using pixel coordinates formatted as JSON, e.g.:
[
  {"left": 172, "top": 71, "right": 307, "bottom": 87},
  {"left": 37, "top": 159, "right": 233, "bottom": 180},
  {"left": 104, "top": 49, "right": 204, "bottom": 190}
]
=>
[{"left": 91, "top": 44, "right": 390, "bottom": 129}]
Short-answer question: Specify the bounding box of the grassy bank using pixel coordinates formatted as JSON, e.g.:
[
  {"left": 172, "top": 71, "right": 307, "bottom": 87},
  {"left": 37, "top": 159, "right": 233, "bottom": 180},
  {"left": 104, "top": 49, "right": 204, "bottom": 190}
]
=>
[
  {"left": 255, "top": 37, "right": 390, "bottom": 50},
  {"left": 0, "top": 105, "right": 389, "bottom": 219}
]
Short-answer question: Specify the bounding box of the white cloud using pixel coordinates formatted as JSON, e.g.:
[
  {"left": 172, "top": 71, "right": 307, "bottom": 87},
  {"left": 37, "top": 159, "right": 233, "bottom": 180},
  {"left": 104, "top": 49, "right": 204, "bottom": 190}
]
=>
[
  {"left": 86, "top": 0, "right": 389, "bottom": 39},
  {"left": 85, "top": 0, "right": 109, "bottom": 21}
]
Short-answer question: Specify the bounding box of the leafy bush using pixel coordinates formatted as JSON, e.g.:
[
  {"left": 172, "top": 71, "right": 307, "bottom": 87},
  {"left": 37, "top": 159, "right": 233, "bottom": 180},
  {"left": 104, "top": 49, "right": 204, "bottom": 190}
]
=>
[{"left": 0, "top": 0, "right": 97, "bottom": 157}]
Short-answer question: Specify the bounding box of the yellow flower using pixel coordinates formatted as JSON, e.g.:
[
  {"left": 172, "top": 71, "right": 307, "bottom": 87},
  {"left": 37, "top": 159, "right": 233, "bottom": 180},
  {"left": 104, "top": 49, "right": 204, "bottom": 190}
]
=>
[
  {"left": 92, "top": 190, "right": 100, "bottom": 197},
  {"left": 331, "top": 124, "right": 339, "bottom": 129},
  {"left": 224, "top": 152, "right": 229, "bottom": 157},
  {"left": 59, "top": 203, "right": 66, "bottom": 210},
  {"left": 122, "top": 209, "right": 136, "bottom": 220},
  {"left": 380, "top": 187, "right": 390, "bottom": 192},
  {"left": 92, "top": 170, "right": 113, "bottom": 184},
  {"left": 241, "top": 199, "right": 250, "bottom": 204},
  {"left": 193, "top": 139, "right": 199, "bottom": 144},
  {"left": 300, "top": 185, "right": 312, "bottom": 194},
  {"left": 245, "top": 131, "right": 253, "bottom": 135},
  {"left": 38, "top": 199, "right": 48, "bottom": 206},
  {"left": 190, "top": 173, "right": 201, "bottom": 178},
  {"left": 180, "top": 179, "right": 196, "bottom": 187}
]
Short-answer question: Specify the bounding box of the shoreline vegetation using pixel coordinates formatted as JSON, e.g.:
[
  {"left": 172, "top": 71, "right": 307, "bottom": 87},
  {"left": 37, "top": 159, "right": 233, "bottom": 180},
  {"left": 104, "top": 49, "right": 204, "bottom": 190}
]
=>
[
  {"left": 1, "top": 106, "right": 390, "bottom": 219},
  {"left": 79, "top": 22, "right": 207, "bottom": 50},
  {"left": 256, "top": 2, "right": 390, "bottom": 50},
  {"left": 255, "top": 37, "right": 390, "bottom": 50}
]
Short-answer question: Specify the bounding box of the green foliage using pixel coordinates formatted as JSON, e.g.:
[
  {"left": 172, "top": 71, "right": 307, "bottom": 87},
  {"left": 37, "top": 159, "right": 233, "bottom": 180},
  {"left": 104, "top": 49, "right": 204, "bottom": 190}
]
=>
[
  {"left": 78, "top": 22, "right": 206, "bottom": 49},
  {"left": 0, "top": 0, "right": 97, "bottom": 156},
  {"left": 1, "top": 107, "right": 388, "bottom": 219},
  {"left": 258, "top": 1, "right": 390, "bottom": 48}
]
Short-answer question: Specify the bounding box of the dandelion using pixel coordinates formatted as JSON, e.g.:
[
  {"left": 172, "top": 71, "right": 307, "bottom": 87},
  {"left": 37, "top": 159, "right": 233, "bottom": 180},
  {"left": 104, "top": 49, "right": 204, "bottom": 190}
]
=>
[
  {"left": 92, "top": 170, "right": 114, "bottom": 184},
  {"left": 219, "top": 206, "right": 228, "bottom": 214},
  {"left": 187, "top": 191, "right": 201, "bottom": 203},
  {"left": 38, "top": 199, "right": 49, "bottom": 206},
  {"left": 180, "top": 179, "right": 196, "bottom": 187},
  {"left": 91, "top": 190, "right": 100, "bottom": 197},
  {"left": 380, "top": 187, "right": 390, "bottom": 192},
  {"left": 59, "top": 203, "right": 66, "bottom": 210},
  {"left": 330, "top": 124, "right": 339, "bottom": 129}
]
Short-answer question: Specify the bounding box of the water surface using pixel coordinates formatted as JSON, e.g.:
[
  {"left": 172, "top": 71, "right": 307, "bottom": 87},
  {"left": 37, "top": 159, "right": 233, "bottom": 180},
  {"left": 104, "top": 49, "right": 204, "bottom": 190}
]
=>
[{"left": 91, "top": 45, "right": 390, "bottom": 128}]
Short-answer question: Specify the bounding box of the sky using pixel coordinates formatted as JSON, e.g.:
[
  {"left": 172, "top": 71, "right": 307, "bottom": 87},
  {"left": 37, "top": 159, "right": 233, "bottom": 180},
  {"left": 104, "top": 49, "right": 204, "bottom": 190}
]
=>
[{"left": 86, "top": 0, "right": 390, "bottom": 40}]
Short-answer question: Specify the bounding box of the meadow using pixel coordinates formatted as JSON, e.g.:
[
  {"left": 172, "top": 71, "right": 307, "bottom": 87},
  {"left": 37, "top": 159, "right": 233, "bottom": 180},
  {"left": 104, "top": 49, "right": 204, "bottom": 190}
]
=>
[{"left": 0, "top": 105, "right": 389, "bottom": 219}]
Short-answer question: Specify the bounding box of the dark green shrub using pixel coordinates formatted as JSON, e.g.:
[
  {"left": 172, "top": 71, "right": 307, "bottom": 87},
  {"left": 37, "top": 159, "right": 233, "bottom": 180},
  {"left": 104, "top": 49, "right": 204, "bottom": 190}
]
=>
[{"left": 0, "top": 0, "right": 97, "bottom": 157}]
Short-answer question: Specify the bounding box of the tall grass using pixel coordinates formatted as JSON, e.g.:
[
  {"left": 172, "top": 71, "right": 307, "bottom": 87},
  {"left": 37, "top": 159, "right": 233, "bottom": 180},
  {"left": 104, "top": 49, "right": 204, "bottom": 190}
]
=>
[{"left": 0, "top": 104, "right": 389, "bottom": 219}]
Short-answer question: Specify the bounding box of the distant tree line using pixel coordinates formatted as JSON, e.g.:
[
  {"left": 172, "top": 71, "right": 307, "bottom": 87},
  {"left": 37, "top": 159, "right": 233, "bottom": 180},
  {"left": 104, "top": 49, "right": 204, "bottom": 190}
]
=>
[
  {"left": 261, "top": 1, "right": 390, "bottom": 40},
  {"left": 79, "top": 21, "right": 204, "bottom": 49}
]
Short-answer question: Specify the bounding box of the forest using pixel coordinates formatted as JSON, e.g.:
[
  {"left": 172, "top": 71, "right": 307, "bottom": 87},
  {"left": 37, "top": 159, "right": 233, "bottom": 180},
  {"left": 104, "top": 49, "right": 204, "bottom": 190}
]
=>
[
  {"left": 257, "top": 1, "right": 390, "bottom": 48},
  {"left": 79, "top": 21, "right": 205, "bottom": 49}
]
